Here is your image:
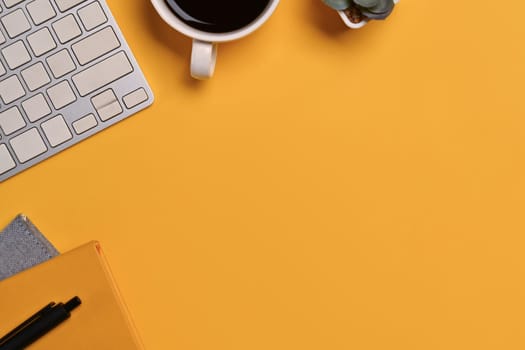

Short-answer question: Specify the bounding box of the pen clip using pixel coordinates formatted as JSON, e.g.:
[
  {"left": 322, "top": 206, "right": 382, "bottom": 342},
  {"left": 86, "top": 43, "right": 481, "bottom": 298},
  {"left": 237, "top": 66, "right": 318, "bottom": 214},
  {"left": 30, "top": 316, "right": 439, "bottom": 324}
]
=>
[{"left": 0, "top": 302, "right": 56, "bottom": 346}]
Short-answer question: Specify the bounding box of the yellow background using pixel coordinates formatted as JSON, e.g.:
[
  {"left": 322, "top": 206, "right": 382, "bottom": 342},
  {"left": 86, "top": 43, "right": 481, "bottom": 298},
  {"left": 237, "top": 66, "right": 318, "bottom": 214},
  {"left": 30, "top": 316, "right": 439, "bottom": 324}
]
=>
[{"left": 2, "top": 0, "right": 525, "bottom": 349}]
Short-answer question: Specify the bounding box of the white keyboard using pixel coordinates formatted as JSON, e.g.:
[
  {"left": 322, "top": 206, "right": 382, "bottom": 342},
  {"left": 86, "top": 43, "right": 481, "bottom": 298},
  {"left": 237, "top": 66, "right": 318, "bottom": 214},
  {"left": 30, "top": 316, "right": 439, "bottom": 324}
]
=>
[{"left": 0, "top": 0, "right": 153, "bottom": 182}]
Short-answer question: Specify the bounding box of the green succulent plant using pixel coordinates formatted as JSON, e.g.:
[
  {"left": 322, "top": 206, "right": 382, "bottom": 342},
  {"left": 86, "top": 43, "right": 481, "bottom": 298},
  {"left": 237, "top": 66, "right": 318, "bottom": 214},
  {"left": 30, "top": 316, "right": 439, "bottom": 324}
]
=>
[{"left": 323, "top": 0, "right": 395, "bottom": 21}]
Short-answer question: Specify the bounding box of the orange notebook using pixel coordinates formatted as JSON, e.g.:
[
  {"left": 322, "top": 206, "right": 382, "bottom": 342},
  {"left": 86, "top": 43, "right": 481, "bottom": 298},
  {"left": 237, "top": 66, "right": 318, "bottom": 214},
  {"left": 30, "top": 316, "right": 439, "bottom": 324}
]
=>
[{"left": 0, "top": 241, "right": 144, "bottom": 349}]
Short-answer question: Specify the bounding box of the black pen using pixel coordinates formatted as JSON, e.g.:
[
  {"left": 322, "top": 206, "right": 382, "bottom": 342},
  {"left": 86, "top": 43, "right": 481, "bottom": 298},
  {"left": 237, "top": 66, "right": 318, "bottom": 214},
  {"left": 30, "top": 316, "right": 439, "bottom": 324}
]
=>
[{"left": 0, "top": 296, "right": 81, "bottom": 350}]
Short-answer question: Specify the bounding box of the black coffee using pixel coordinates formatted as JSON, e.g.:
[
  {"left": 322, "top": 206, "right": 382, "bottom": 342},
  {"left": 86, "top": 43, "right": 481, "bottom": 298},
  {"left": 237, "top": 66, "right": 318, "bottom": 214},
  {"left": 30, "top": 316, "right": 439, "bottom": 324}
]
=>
[{"left": 165, "top": 0, "right": 271, "bottom": 33}]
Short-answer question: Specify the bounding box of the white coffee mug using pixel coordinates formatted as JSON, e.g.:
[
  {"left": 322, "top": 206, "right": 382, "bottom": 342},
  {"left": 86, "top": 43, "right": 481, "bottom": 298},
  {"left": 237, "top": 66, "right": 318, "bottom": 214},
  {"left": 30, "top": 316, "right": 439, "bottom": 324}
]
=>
[{"left": 150, "top": 0, "right": 279, "bottom": 79}]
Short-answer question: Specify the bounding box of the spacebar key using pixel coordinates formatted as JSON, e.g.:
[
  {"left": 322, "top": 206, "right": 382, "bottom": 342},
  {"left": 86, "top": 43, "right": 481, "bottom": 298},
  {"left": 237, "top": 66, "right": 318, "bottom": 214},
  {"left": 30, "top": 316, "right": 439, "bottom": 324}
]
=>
[{"left": 72, "top": 51, "right": 133, "bottom": 97}]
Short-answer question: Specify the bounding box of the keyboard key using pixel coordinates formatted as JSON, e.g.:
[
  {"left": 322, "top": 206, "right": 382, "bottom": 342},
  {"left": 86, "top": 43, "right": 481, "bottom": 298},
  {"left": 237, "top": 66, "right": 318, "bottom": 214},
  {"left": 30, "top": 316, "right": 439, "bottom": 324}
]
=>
[
  {"left": 91, "top": 89, "right": 121, "bottom": 121},
  {"left": 1, "top": 40, "right": 31, "bottom": 69},
  {"left": 46, "top": 49, "right": 75, "bottom": 78},
  {"left": 27, "top": 27, "right": 56, "bottom": 57},
  {"left": 47, "top": 80, "right": 76, "bottom": 109},
  {"left": 10, "top": 128, "right": 47, "bottom": 163},
  {"left": 72, "top": 26, "right": 120, "bottom": 65},
  {"left": 52, "top": 14, "right": 81, "bottom": 43},
  {"left": 0, "top": 30, "right": 5, "bottom": 44},
  {"left": 0, "top": 61, "right": 5, "bottom": 76},
  {"left": 41, "top": 115, "right": 72, "bottom": 147},
  {"left": 21, "top": 62, "right": 51, "bottom": 91},
  {"left": 72, "top": 113, "right": 97, "bottom": 134},
  {"left": 78, "top": 1, "right": 106, "bottom": 31},
  {"left": 123, "top": 88, "right": 148, "bottom": 109},
  {"left": 0, "top": 106, "right": 26, "bottom": 135},
  {"left": 72, "top": 51, "right": 133, "bottom": 96},
  {"left": 26, "top": 0, "right": 56, "bottom": 25},
  {"left": 54, "top": 0, "right": 86, "bottom": 12},
  {"left": 0, "top": 75, "right": 25, "bottom": 104},
  {"left": 0, "top": 144, "right": 16, "bottom": 175},
  {"left": 21, "top": 93, "right": 51, "bottom": 122},
  {"left": 1, "top": 9, "right": 31, "bottom": 38},
  {"left": 3, "top": 0, "right": 24, "bottom": 8}
]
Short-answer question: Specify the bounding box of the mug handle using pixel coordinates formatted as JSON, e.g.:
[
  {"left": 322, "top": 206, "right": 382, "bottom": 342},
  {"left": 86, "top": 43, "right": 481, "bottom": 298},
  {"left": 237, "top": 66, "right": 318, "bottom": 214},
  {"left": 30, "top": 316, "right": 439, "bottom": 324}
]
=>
[{"left": 191, "top": 40, "right": 218, "bottom": 79}]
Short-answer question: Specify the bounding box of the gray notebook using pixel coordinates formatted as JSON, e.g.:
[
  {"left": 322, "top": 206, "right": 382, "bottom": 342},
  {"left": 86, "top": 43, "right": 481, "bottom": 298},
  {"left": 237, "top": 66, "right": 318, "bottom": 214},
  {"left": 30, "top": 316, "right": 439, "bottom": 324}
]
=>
[{"left": 0, "top": 215, "right": 59, "bottom": 281}]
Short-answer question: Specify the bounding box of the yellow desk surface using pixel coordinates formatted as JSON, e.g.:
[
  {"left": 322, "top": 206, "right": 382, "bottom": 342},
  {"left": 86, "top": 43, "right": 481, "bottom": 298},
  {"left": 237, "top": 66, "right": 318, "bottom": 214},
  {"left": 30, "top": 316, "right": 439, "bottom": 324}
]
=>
[{"left": 2, "top": 1, "right": 525, "bottom": 349}]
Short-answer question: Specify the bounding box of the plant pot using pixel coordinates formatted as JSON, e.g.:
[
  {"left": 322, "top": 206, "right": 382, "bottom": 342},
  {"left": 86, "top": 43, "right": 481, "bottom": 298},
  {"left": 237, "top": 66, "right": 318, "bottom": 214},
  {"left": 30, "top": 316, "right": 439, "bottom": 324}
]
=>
[{"left": 338, "top": 0, "right": 399, "bottom": 29}]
